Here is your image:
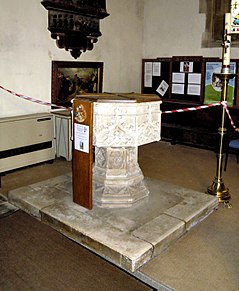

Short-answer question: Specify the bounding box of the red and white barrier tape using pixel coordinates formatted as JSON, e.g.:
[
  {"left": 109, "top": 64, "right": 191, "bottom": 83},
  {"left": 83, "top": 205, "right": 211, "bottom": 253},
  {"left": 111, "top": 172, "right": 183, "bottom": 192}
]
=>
[
  {"left": 162, "top": 102, "right": 221, "bottom": 114},
  {"left": 162, "top": 100, "right": 239, "bottom": 132},
  {"left": 0, "top": 85, "right": 238, "bottom": 131},
  {"left": 221, "top": 101, "right": 239, "bottom": 132},
  {"left": 0, "top": 85, "right": 70, "bottom": 111}
]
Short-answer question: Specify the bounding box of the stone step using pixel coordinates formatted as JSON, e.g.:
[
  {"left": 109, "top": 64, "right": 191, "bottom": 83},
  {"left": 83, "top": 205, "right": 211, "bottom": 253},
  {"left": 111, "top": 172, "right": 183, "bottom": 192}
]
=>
[{"left": 8, "top": 174, "right": 218, "bottom": 273}]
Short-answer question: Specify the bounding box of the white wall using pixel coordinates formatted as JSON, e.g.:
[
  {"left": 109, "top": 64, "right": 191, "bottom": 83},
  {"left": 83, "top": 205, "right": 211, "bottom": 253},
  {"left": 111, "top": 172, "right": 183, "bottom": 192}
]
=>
[
  {"left": 143, "top": 0, "right": 239, "bottom": 59},
  {"left": 0, "top": 0, "right": 144, "bottom": 117},
  {"left": 1, "top": 0, "right": 237, "bottom": 118}
]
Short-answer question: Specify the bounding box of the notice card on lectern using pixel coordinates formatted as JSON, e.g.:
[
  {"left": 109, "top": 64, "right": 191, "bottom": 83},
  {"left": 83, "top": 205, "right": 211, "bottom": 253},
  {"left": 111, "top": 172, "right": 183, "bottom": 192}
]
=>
[{"left": 74, "top": 123, "right": 89, "bottom": 153}]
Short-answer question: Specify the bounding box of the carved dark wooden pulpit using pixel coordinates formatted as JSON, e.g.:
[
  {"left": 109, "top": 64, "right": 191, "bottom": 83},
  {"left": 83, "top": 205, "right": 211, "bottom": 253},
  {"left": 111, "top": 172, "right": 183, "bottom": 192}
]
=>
[{"left": 41, "top": 0, "right": 109, "bottom": 58}]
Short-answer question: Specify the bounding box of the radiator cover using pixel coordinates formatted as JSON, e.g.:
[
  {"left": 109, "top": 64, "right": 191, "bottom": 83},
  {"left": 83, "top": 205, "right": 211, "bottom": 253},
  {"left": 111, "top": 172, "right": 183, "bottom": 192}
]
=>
[{"left": 0, "top": 113, "right": 55, "bottom": 173}]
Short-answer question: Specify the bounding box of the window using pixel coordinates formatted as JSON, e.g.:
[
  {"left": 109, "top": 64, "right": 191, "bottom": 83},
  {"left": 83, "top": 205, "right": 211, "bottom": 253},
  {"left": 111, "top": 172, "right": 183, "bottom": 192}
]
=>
[{"left": 200, "top": 0, "right": 232, "bottom": 47}]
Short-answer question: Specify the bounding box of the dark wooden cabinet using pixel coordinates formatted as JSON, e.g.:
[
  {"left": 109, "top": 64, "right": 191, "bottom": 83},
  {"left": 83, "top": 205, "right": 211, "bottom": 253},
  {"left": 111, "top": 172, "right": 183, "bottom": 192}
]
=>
[
  {"left": 160, "top": 101, "right": 239, "bottom": 150},
  {"left": 161, "top": 102, "right": 220, "bottom": 150},
  {"left": 142, "top": 57, "right": 239, "bottom": 151}
]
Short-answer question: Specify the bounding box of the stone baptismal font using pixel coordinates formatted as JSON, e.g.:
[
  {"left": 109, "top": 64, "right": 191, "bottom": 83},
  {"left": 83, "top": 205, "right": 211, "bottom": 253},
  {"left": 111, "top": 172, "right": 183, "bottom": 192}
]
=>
[{"left": 72, "top": 93, "right": 162, "bottom": 209}]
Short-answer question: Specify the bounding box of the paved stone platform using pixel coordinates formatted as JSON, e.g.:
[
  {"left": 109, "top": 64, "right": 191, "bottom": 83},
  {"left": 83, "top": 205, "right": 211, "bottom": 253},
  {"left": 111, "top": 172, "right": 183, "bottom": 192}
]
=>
[
  {"left": 0, "top": 194, "right": 19, "bottom": 218},
  {"left": 8, "top": 173, "right": 218, "bottom": 277}
]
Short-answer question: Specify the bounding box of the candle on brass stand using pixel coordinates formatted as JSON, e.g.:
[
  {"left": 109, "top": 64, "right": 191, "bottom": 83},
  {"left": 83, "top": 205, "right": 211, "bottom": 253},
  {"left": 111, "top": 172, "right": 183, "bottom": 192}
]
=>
[{"left": 207, "top": 13, "right": 236, "bottom": 207}]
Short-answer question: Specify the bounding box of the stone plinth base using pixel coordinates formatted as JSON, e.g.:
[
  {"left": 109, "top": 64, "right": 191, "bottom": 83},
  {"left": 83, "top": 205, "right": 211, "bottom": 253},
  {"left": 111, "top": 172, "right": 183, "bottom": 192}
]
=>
[
  {"left": 8, "top": 173, "right": 219, "bottom": 275},
  {"left": 93, "top": 146, "right": 149, "bottom": 208}
]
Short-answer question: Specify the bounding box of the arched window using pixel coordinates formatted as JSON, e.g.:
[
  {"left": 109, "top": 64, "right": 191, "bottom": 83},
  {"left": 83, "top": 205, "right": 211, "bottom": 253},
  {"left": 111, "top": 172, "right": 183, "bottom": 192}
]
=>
[{"left": 200, "top": 0, "right": 232, "bottom": 47}]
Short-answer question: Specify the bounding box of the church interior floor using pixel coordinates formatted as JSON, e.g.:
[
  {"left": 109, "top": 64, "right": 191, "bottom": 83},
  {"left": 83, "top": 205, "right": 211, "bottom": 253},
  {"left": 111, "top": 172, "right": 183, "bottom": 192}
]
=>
[{"left": 1, "top": 141, "right": 239, "bottom": 290}]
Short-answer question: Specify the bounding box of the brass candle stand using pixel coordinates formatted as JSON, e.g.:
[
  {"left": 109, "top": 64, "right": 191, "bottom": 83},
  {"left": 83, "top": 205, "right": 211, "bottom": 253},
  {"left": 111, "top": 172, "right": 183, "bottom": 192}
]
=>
[
  {"left": 206, "top": 10, "right": 238, "bottom": 207},
  {"left": 207, "top": 72, "right": 236, "bottom": 206}
]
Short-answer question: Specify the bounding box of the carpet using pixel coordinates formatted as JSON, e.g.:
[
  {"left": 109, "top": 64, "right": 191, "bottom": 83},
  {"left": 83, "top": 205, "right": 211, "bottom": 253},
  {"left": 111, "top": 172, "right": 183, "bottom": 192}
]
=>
[{"left": 0, "top": 210, "right": 153, "bottom": 290}]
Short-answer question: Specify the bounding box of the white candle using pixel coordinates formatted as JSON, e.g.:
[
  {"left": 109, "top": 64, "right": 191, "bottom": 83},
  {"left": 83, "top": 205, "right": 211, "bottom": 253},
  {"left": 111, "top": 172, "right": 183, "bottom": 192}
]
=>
[{"left": 223, "top": 13, "right": 232, "bottom": 67}]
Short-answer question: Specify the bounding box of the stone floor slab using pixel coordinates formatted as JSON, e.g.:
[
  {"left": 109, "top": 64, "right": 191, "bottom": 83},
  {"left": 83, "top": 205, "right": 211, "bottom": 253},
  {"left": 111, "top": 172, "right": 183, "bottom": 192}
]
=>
[
  {"left": 0, "top": 193, "right": 19, "bottom": 218},
  {"left": 8, "top": 174, "right": 218, "bottom": 274},
  {"left": 132, "top": 214, "right": 185, "bottom": 257}
]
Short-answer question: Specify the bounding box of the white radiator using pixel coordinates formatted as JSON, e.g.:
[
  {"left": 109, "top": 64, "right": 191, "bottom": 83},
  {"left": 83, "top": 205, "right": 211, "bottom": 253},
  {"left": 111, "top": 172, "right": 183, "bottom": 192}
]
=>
[{"left": 0, "top": 113, "right": 55, "bottom": 173}]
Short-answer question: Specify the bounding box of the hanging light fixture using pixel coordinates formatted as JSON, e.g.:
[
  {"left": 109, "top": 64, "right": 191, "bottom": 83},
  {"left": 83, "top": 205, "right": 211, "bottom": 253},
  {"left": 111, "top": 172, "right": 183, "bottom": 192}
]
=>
[{"left": 41, "top": 0, "right": 109, "bottom": 59}]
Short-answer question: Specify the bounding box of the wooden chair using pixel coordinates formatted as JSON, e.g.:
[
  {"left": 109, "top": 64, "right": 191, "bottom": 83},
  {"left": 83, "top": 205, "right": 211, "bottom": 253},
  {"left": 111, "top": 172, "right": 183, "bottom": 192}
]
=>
[{"left": 224, "top": 133, "right": 239, "bottom": 171}]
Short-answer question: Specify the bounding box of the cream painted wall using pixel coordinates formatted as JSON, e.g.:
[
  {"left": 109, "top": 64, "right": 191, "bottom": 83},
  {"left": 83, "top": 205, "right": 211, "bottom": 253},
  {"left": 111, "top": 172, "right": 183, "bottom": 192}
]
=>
[
  {"left": 0, "top": 0, "right": 144, "bottom": 117},
  {"left": 143, "top": 0, "right": 239, "bottom": 59},
  {"left": 1, "top": 0, "right": 237, "bottom": 118}
]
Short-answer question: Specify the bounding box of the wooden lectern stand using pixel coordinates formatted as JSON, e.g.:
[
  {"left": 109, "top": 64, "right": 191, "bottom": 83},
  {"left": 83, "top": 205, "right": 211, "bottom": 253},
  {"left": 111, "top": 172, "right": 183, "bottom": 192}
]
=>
[{"left": 72, "top": 99, "right": 93, "bottom": 209}]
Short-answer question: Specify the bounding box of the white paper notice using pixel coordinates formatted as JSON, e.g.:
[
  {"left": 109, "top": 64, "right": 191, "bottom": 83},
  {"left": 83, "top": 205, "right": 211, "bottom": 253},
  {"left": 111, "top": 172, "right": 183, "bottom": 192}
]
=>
[
  {"left": 144, "top": 74, "right": 152, "bottom": 87},
  {"left": 153, "top": 62, "right": 161, "bottom": 76},
  {"left": 188, "top": 73, "right": 201, "bottom": 84},
  {"left": 180, "top": 61, "right": 193, "bottom": 72},
  {"left": 156, "top": 80, "right": 169, "bottom": 96},
  {"left": 145, "top": 62, "right": 153, "bottom": 74},
  {"left": 187, "top": 84, "right": 201, "bottom": 95},
  {"left": 74, "top": 123, "right": 90, "bottom": 153},
  {"left": 172, "top": 72, "right": 185, "bottom": 83},
  {"left": 172, "top": 83, "right": 184, "bottom": 94},
  {"left": 144, "top": 62, "right": 153, "bottom": 87}
]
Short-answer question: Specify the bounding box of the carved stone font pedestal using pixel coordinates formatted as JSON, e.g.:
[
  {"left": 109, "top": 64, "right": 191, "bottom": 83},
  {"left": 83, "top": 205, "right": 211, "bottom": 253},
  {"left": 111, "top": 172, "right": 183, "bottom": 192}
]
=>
[
  {"left": 91, "top": 94, "right": 162, "bottom": 208},
  {"left": 93, "top": 146, "right": 149, "bottom": 208}
]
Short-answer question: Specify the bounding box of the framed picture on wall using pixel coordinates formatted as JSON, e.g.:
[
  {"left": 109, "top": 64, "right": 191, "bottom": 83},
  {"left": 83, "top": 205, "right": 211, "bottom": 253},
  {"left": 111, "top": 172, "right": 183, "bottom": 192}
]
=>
[{"left": 52, "top": 61, "right": 103, "bottom": 107}]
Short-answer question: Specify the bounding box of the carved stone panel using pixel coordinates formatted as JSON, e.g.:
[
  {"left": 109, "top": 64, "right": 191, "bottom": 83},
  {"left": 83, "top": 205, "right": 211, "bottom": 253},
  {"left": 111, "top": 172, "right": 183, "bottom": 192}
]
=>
[
  {"left": 93, "top": 146, "right": 149, "bottom": 208},
  {"left": 93, "top": 101, "right": 162, "bottom": 147}
]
